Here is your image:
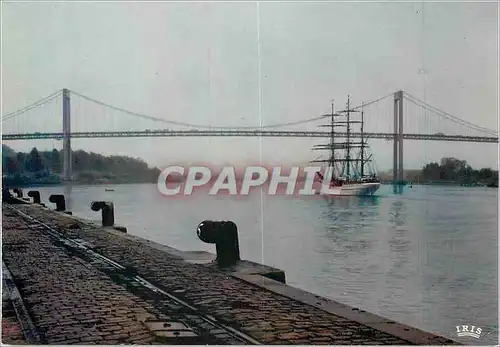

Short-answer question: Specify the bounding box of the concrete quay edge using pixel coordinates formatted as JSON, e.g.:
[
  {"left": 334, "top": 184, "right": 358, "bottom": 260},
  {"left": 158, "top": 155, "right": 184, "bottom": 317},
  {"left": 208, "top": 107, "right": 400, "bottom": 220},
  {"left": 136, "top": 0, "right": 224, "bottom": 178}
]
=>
[{"left": 105, "top": 228, "right": 462, "bottom": 346}]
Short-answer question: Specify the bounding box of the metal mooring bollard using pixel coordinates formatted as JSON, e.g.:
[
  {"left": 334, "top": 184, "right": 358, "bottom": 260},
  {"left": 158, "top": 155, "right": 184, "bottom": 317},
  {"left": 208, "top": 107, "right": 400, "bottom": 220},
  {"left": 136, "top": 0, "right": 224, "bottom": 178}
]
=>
[
  {"left": 197, "top": 220, "right": 240, "bottom": 267},
  {"left": 2, "top": 188, "right": 13, "bottom": 202},
  {"left": 91, "top": 201, "right": 114, "bottom": 227},
  {"left": 49, "top": 194, "right": 66, "bottom": 211},
  {"left": 13, "top": 188, "right": 23, "bottom": 198},
  {"left": 28, "top": 191, "right": 41, "bottom": 204}
]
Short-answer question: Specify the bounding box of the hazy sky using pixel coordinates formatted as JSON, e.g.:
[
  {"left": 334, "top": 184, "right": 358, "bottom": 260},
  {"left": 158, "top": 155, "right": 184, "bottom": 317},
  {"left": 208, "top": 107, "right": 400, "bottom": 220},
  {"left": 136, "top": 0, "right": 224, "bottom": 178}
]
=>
[{"left": 2, "top": 1, "right": 498, "bottom": 171}]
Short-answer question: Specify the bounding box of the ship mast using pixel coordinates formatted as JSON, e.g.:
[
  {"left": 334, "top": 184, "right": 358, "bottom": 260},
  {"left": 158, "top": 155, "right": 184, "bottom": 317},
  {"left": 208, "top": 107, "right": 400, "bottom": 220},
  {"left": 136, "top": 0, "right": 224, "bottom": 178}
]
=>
[
  {"left": 329, "top": 101, "right": 335, "bottom": 175},
  {"left": 346, "top": 96, "right": 351, "bottom": 178},
  {"left": 310, "top": 100, "right": 340, "bottom": 180},
  {"left": 360, "top": 102, "right": 365, "bottom": 177},
  {"left": 311, "top": 96, "right": 370, "bottom": 181}
]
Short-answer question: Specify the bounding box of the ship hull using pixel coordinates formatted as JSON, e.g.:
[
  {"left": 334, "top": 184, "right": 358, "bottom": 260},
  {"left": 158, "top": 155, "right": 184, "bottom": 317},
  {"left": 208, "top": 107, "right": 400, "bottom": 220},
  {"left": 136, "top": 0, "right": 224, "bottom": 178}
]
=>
[{"left": 314, "top": 182, "right": 380, "bottom": 196}]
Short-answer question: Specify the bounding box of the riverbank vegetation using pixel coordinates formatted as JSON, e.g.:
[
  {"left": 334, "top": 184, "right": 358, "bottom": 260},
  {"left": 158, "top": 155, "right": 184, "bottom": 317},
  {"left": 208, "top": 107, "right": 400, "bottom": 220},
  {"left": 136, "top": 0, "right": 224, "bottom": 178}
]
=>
[
  {"left": 377, "top": 157, "right": 498, "bottom": 187},
  {"left": 410, "top": 157, "right": 498, "bottom": 187},
  {"left": 2, "top": 145, "right": 160, "bottom": 186}
]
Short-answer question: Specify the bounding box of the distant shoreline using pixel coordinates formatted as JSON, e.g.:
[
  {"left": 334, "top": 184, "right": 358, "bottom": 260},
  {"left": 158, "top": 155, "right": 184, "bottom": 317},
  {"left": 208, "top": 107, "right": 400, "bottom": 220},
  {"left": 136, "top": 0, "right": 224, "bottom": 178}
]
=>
[
  {"left": 2, "top": 179, "right": 157, "bottom": 188},
  {"left": 7, "top": 180, "right": 497, "bottom": 189}
]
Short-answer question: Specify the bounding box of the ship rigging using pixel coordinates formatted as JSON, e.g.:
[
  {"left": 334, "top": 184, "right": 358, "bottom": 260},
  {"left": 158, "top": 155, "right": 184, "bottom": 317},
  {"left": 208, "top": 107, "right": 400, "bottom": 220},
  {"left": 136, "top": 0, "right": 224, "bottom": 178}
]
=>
[{"left": 310, "top": 96, "right": 380, "bottom": 196}]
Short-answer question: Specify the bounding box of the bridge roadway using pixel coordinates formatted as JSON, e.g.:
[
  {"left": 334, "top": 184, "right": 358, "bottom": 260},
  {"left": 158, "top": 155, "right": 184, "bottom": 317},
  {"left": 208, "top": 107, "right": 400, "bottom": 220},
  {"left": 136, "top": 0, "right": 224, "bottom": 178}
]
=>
[{"left": 2, "top": 130, "right": 498, "bottom": 143}]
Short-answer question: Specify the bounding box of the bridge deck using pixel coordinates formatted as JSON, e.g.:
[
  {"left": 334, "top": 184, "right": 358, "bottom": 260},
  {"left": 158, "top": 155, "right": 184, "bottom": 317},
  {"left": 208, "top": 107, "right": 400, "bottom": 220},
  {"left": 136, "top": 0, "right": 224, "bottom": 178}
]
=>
[
  {"left": 2, "top": 202, "right": 459, "bottom": 345},
  {"left": 2, "top": 130, "right": 498, "bottom": 142}
]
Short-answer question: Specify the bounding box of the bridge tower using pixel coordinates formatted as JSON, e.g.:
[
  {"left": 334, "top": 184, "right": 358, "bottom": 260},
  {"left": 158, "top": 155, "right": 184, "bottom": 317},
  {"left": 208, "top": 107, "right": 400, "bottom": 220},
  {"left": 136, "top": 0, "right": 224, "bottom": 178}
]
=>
[
  {"left": 393, "top": 90, "right": 404, "bottom": 184},
  {"left": 62, "top": 88, "right": 72, "bottom": 181}
]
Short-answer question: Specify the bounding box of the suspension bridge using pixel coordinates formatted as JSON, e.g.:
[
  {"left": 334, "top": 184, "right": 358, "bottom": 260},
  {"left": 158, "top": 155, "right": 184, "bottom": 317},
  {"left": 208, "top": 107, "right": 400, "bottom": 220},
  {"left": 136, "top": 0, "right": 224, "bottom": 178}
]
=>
[{"left": 2, "top": 88, "right": 498, "bottom": 183}]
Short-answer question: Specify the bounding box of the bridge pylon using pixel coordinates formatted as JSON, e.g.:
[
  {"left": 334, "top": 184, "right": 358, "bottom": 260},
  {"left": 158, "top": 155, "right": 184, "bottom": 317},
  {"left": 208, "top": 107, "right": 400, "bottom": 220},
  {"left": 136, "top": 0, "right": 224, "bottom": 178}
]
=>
[
  {"left": 62, "top": 88, "right": 72, "bottom": 181},
  {"left": 393, "top": 90, "right": 404, "bottom": 184}
]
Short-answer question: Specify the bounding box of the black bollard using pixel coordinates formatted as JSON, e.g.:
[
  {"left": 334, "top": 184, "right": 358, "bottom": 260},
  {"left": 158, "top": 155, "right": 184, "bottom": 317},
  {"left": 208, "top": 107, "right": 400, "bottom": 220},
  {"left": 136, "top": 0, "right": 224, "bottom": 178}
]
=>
[
  {"left": 13, "top": 188, "right": 23, "bottom": 198},
  {"left": 90, "top": 201, "right": 114, "bottom": 227},
  {"left": 3, "top": 188, "right": 13, "bottom": 203},
  {"left": 114, "top": 226, "right": 127, "bottom": 233},
  {"left": 28, "top": 190, "right": 41, "bottom": 204},
  {"left": 49, "top": 194, "right": 66, "bottom": 211},
  {"left": 197, "top": 220, "right": 240, "bottom": 267}
]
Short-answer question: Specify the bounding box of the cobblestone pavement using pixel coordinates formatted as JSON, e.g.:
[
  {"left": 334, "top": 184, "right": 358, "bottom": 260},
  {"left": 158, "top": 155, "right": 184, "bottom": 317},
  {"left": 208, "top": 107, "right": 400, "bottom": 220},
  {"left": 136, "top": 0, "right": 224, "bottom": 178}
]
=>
[
  {"left": 2, "top": 208, "right": 157, "bottom": 345},
  {"left": 2, "top": 287, "right": 27, "bottom": 345},
  {"left": 2, "top": 204, "right": 458, "bottom": 345}
]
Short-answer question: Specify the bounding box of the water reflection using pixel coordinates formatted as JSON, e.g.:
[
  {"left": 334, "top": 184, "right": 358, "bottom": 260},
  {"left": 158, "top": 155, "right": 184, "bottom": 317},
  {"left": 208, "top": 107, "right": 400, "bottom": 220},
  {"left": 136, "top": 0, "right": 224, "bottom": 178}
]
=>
[
  {"left": 63, "top": 184, "right": 73, "bottom": 211},
  {"left": 319, "top": 196, "right": 382, "bottom": 254},
  {"left": 388, "top": 199, "right": 407, "bottom": 228},
  {"left": 322, "top": 196, "right": 381, "bottom": 229},
  {"left": 385, "top": 199, "right": 411, "bottom": 272},
  {"left": 324, "top": 195, "right": 381, "bottom": 209},
  {"left": 392, "top": 185, "right": 405, "bottom": 195}
]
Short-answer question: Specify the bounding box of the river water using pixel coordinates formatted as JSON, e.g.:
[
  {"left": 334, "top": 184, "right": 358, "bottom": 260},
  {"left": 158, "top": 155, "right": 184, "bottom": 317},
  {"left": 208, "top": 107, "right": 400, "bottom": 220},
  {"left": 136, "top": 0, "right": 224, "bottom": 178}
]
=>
[{"left": 34, "top": 183, "right": 498, "bottom": 344}]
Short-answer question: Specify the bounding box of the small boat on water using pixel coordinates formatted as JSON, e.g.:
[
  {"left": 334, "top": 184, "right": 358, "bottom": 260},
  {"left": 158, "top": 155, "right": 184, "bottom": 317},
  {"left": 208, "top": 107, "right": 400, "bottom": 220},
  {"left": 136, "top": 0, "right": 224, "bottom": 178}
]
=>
[
  {"left": 310, "top": 96, "right": 381, "bottom": 196},
  {"left": 105, "top": 188, "right": 114, "bottom": 192}
]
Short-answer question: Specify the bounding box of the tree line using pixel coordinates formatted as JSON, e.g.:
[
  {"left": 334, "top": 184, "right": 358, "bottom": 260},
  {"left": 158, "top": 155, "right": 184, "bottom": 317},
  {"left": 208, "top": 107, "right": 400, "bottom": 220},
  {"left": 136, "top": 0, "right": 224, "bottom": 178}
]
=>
[
  {"left": 408, "top": 157, "right": 498, "bottom": 186},
  {"left": 2, "top": 145, "right": 160, "bottom": 185}
]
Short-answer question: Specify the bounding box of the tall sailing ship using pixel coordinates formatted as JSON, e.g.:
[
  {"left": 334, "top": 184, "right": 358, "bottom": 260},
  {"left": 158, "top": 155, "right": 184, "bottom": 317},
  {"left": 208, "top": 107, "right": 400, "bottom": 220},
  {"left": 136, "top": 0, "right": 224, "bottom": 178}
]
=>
[{"left": 311, "top": 96, "right": 381, "bottom": 196}]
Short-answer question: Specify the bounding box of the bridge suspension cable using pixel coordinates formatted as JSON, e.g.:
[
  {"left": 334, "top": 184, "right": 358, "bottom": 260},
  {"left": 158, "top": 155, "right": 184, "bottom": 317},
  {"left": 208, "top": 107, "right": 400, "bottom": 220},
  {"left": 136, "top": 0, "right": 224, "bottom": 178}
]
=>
[
  {"left": 1, "top": 89, "right": 63, "bottom": 121},
  {"left": 69, "top": 89, "right": 393, "bottom": 130},
  {"left": 0, "top": 87, "right": 395, "bottom": 130},
  {"left": 403, "top": 92, "right": 498, "bottom": 136},
  {"left": 69, "top": 89, "right": 328, "bottom": 129},
  {"left": 351, "top": 93, "right": 393, "bottom": 110}
]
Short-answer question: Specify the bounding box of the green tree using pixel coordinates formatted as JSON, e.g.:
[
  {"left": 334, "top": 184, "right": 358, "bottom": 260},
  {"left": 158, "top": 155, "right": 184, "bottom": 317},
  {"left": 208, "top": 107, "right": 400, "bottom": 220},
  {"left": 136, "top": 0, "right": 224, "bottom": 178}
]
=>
[
  {"left": 16, "top": 152, "right": 27, "bottom": 172},
  {"left": 3, "top": 156, "right": 19, "bottom": 174},
  {"left": 4, "top": 146, "right": 162, "bottom": 184},
  {"left": 417, "top": 157, "right": 498, "bottom": 185},
  {"left": 26, "top": 147, "right": 44, "bottom": 172},
  {"left": 51, "top": 149, "right": 61, "bottom": 173}
]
